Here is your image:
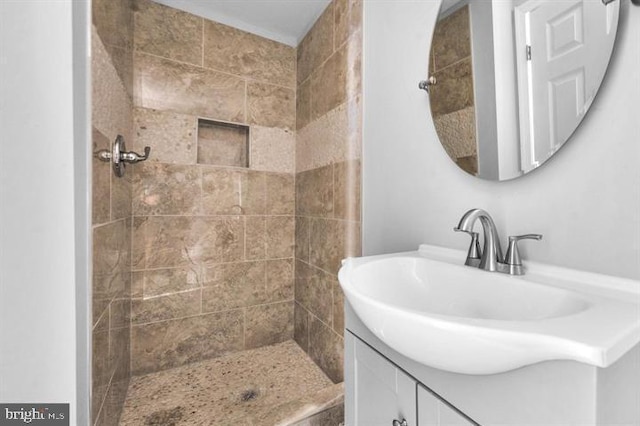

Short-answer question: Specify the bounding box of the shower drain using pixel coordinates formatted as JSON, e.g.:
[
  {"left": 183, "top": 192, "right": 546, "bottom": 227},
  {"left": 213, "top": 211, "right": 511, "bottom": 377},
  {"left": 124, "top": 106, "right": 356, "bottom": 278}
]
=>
[{"left": 240, "top": 388, "right": 260, "bottom": 402}]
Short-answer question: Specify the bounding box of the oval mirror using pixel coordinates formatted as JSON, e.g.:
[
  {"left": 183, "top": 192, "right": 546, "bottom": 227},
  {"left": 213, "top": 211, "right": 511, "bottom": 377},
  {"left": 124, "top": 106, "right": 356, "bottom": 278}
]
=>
[{"left": 427, "top": 0, "right": 620, "bottom": 181}]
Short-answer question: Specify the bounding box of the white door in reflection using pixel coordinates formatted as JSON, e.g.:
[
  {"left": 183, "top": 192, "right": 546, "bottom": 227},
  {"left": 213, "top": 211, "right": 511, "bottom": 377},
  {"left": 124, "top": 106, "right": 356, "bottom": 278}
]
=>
[{"left": 515, "top": 0, "right": 618, "bottom": 173}]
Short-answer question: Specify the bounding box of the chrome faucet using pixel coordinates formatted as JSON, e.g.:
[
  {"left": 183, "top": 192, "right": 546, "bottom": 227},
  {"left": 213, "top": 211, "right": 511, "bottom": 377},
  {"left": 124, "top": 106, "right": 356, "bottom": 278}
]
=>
[{"left": 454, "top": 208, "right": 542, "bottom": 275}]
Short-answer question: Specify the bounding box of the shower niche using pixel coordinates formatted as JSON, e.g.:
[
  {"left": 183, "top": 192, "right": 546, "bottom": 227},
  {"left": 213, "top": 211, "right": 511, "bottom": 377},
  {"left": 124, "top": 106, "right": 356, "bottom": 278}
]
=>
[{"left": 197, "top": 118, "right": 250, "bottom": 168}]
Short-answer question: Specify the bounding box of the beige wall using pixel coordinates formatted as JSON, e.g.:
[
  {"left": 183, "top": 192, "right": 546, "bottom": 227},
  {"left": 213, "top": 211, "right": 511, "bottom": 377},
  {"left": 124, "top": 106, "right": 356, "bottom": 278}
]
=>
[
  {"left": 294, "top": 0, "right": 363, "bottom": 383},
  {"left": 129, "top": 0, "right": 297, "bottom": 375},
  {"left": 91, "top": 0, "right": 134, "bottom": 424}
]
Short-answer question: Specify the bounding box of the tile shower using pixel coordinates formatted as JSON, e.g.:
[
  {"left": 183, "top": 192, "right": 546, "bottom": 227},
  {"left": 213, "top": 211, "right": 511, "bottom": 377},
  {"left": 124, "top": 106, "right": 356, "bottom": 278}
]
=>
[{"left": 91, "top": 0, "right": 362, "bottom": 424}]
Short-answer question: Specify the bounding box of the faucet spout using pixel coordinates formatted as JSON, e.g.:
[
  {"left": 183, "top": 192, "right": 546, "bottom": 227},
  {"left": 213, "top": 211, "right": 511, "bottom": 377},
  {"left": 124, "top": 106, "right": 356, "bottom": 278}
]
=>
[{"left": 455, "top": 209, "right": 504, "bottom": 272}]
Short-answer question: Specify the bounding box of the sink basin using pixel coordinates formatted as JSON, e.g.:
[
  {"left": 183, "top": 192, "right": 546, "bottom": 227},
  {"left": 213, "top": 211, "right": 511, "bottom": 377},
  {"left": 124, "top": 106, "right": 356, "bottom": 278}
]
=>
[{"left": 338, "top": 244, "right": 640, "bottom": 375}]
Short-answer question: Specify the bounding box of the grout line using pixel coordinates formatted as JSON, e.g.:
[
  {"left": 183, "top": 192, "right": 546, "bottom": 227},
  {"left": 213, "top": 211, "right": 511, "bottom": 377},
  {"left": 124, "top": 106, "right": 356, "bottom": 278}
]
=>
[
  {"left": 130, "top": 299, "right": 294, "bottom": 328},
  {"left": 331, "top": 163, "right": 336, "bottom": 219},
  {"left": 134, "top": 50, "right": 296, "bottom": 90},
  {"left": 307, "top": 309, "right": 343, "bottom": 341},
  {"left": 242, "top": 307, "right": 247, "bottom": 349},
  {"left": 132, "top": 287, "right": 201, "bottom": 301},
  {"left": 295, "top": 258, "right": 339, "bottom": 279},
  {"left": 244, "top": 79, "right": 248, "bottom": 124},
  {"left": 434, "top": 55, "right": 471, "bottom": 75},
  {"left": 243, "top": 215, "right": 248, "bottom": 261},
  {"left": 201, "top": 18, "right": 204, "bottom": 67},
  {"left": 130, "top": 213, "right": 295, "bottom": 218}
]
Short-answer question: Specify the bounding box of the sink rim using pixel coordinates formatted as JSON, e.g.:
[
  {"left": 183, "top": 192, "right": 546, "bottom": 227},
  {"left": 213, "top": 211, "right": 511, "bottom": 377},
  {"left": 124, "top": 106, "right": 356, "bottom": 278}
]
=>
[
  {"left": 338, "top": 244, "right": 640, "bottom": 375},
  {"left": 346, "top": 254, "right": 593, "bottom": 322}
]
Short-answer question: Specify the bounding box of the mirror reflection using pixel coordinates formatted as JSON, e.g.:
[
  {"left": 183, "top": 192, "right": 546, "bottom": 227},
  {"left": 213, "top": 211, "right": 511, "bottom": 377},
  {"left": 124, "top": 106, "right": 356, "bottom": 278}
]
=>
[{"left": 428, "top": 0, "right": 619, "bottom": 181}]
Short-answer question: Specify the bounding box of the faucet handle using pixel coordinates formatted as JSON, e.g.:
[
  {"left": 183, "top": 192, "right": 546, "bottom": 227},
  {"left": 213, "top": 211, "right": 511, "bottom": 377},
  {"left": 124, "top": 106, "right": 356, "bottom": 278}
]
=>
[
  {"left": 454, "top": 227, "right": 482, "bottom": 267},
  {"left": 505, "top": 234, "right": 542, "bottom": 275}
]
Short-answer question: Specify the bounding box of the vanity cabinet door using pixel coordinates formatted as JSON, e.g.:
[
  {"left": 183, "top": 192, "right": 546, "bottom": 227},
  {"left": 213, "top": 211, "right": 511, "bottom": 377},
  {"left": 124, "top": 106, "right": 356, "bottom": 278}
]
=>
[
  {"left": 417, "top": 385, "right": 475, "bottom": 426},
  {"left": 347, "top": 334, "right": 417, "bottom": 426}
]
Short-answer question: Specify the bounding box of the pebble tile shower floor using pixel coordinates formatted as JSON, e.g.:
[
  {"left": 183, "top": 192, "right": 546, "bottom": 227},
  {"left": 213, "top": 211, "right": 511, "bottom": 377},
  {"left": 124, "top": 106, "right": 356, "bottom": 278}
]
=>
[{"left": 119, "top": 341, "right": 343, "bottom": 425}]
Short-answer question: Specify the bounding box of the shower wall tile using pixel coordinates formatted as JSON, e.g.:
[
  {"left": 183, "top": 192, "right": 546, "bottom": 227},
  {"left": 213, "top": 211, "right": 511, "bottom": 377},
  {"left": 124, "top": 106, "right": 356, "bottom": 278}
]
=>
[
  {"left": 247, "top": 82, "right": 296, "bottom": 130},
  {"left": 109, "top": 325, "right": 131, "bottom": 382},
  {"left": 332, "top": 279, "right": 345, "bottom": 337},
  {"left": 294, "top": 302, "right": 310, "bottom": 352},
  {"left": 296, "top": 97, "right": 362, "bottom": 173},
  {"left": 202, "top": 261, "right": 267, "bottom": 312},
  {"left": 132, "top": 267, "right": 201, "bottom": 298},
  {"left": 134, "top": 0, "right": 203, "bottom": 66},
  {"left": 266, "top": 216, "right": 295, "bottom": 259},
  {"left": 297, "top": 3, "right": 334, "bottom": 84},
  {"left": 111, "top": 170, "right": 133, "bottom": 221},
  {"left": 92, "top": 7, "right": 134, "bottom": 421},
  {"left": 265, "top": 173, "right": 295, "bottom": 215},
  {"left": 93, "top": 220, "right": 130, "bottom": 322},
  {"left": 110, "top": 297, "right": 132, "bottom": 329},
  {"left": 242, "top": 172, "right": 268, "bottom": 215},
  {"left": 203, "top": 20, "right": 296, "bottom": 88},
  {"left": 92, "top": 314, "right": 110, "bottom": 423},
  {"left": 309, "top": 316, "right": 344, "bottom": 383},
  {"left": 133, "top": 107, "right": 197, "bottom": 164},
  {"left": 92, "top": 25, "right": 133, "bottom": 169},
  {"left": 250, "top": 126, "right": 295, "bottom": 173},
  {"left": 132, "top": 163, "right": 201, "bottom": 215},
  {"left": 96, "top": 375, "right": 129, "bottom": 426},
  {"left": 295, "top": 261, "right": 333, "bottom": 325},
  {"left": 131, "top": 288, "right": 201, "bottom": 324},
  {"left": 128, "top": 0, "right": 298, "bottom": 374},
  {"left": 311, "top": 31, "right": 362, "bottom": 122},
  {"left": 333, "top": 159, "right": 361, "bottom": 221},
  {"left": 132, "top": 216, "right": 244, "bottom": 269},
  {"left": 92, "top": 128, "right": 111, "bottom": 225},
  {"left": 200, "top": 259, "right": 293, "bottom": 314},
  {"left": 310, "top": 44, "right": 348, "bottom": 121},
  {"left": 201, "top": 169, "right": 266, "bottom": 215},
  {"left": 266, "top": 259, "right": 295, "bottom": 302},
  {"left": 297, "top": 78, "right": 312, "bottom": 131},
  {"left": 295, "top": 0, "right": 362, "bottom": 382},
  {"left": 308, "top": 218, "right": 360, "bottom": 273},
  {"left": 296, "top": 165, "right": 334, "bottom": 217},
  {"left": 245, "top": 301, "right": 294, "bottom": 349},
  {"left": 245, "top": 216, "right": 267, "bottom": 260},
  {"left": 93, "top": 0, "right": 133, "bottom": 50},
  {"left": 131, "top": 309, "right": 244, "bottom": 375},
  {"left": 334, "top": 0, "right": 363, "bottom": 48},
  {"left": 200, "top": 168, "right": 244, "bottom": 215},
  {"left": 105, "top": 44, "right": 134, "bottom": 98},
  {"left": 134, "top": 52, "right": 245, "bottom": 122},
  {"left": 295, "top": 216, "right": 311, "bottom": 262}
]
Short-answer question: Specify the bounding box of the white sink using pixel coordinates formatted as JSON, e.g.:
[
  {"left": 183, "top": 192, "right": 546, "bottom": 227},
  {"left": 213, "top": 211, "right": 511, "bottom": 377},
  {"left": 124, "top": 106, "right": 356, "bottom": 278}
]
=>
[{"left": 338, "top": 244, "right": 640, "bottom": 375}]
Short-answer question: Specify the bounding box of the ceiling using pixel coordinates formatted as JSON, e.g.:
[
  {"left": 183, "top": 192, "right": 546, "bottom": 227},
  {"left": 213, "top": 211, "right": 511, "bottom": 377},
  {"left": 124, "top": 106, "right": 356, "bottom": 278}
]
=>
[{"left": 152, "top": 0, "right": 332, "bottom": 47}]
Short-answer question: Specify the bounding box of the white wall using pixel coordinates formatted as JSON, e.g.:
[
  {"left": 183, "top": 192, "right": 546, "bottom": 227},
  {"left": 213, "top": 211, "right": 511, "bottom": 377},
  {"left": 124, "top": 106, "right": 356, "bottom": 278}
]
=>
[
  {"left": 362, "top": 0, "right": 640, "bottom": 281},
  {"left": 0, "top": 1, "right": 90, "bottom": 424}
]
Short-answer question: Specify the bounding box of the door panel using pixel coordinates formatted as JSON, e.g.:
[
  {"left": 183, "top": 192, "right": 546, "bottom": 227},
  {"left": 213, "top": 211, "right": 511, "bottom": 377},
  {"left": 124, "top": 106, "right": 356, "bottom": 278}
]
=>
[{"left": 515, "top": 0, "right": 618, "bottom": 171}]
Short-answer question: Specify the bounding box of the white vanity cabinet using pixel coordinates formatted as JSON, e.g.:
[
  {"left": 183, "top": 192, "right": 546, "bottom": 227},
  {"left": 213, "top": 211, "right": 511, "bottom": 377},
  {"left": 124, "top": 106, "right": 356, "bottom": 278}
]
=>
[
  {"left": 345, "top": 300, "right": 640, "bottom": 425},
  {"left": 346, "top": 332, "right": 475, "bottom": 426},
  {"left": 417, "top": 385, "right": 474, "bottom": 426}
]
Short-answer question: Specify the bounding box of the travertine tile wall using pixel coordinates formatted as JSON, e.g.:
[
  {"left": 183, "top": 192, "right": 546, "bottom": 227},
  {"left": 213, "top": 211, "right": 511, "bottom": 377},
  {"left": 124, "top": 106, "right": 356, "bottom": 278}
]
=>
[
  {"left": 129, "top": 0, "right": 297, "bottom": 375},
  {"left": 294, "top": 0, "right": 363, "bottom": 384},
  {"left": 429, "top": 6, "right": 477, "bottom": 174},
  {"left": 91, "top": 0, "right": 134, "bottom": 424}
]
